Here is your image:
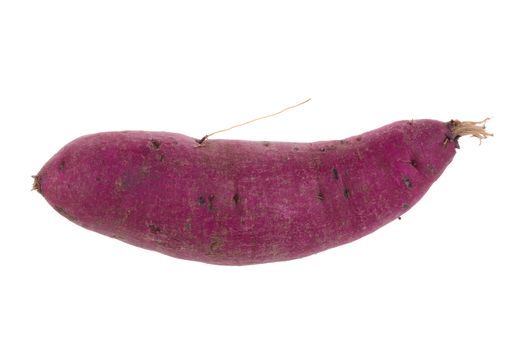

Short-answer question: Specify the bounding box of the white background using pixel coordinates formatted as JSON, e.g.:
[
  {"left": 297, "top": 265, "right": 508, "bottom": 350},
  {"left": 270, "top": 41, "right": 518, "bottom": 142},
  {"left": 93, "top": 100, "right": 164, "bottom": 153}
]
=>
[{"left": 1, "top": 1, "right": 524, "bottom": 349}]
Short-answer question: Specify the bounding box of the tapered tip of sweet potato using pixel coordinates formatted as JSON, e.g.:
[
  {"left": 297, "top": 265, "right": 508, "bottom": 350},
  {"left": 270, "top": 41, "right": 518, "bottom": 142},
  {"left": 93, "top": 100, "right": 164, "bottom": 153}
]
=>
[{"left": 32, "top": 175, "right": 42, "bottom": 193}]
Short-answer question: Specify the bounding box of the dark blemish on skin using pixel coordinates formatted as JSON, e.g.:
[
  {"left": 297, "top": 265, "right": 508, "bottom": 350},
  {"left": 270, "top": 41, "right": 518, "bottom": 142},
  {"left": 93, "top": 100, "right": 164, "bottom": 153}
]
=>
[
  {"left": 319, "top": 147, "right": 326, "bottom": 152},
  {"left": 317, "top": 191, "right": 325, "bottom": 201},
  {"left": 95, "top": 176, "right": 101, "bottom": 182},
  {"left": 150, "top": 139, "right": 161, "bottom": 149},
  {"left": 293, "top": 146, "right": 299, "bottom": 151},
  {"left": 398, "top": 217, "right": 402, "bottom": 220},
  {"left": 343, "top": 188, "right": 350, "bottom": 199},
  {"left": 157, "top": 154, "right": 165, "bottom": 161},
  {"left": 233, "top": 193, "right": 240, "bottom": 205},
  {"left": 356, "top": 136, "right": 362, "bottom": 142},
  {"left": 148, "top": 224, "right": 161, "bottom": 234},
  {"left": 402, "top": 203, "right": 410, "bottom": 209},
  {"left": 53, "top": 205, "right": 77, "bottom": 222},
  {"left": 197, "top": 196, "right": 206, "bottom": 205},
  {"left": 58, "top": 160, "right": 65, "bottom": 171},
  {"left": 427, "top": 163, "right": 436, "bottom": 174},
  {"left": 410, "top": 159, "right": 417, "bottom": 168},
  {"left": 332, "top": 168, "right": 339, "bottom": 180},
  {"left": 262, "top": 141, "right": 270, "bottom": 147},
  {"left": 402, "top": 176, "right": 413, "bottom": 189},
  {"left": 208, "top": 195, "right": 215, "bottom": 211}
]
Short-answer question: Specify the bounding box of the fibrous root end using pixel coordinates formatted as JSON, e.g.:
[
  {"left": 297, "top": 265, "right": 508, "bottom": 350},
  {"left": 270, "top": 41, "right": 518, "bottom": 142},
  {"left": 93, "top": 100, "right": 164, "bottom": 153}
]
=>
[
  {"left": 449, "top": 118, "right": 493, "bottom": 145},
  {"left": 32, "top": 175, "right": 42, "bottom": 193}
]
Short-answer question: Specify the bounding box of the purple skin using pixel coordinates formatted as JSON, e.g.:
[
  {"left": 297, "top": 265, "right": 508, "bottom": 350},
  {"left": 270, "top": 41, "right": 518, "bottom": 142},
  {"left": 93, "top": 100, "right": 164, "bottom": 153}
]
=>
[{"left": 35, "top": 120, "right": 457, "bottom": 265}]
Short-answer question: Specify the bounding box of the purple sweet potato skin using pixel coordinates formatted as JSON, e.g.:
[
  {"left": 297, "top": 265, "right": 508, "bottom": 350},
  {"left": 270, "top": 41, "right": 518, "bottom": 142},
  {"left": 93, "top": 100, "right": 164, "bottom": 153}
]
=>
[{"left": 36, "top": 120, "right": 456, "bottom": 265}]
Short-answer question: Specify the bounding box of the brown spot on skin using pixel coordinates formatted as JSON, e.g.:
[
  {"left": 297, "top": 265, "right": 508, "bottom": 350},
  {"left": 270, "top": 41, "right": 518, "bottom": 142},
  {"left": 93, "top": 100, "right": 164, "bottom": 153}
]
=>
[
  {"left": 148, "top": 224, "right": 161, "bottom": 234},
  {"left": 343, "top": 187, "right": 350, "bottom": 199},
  {"left": 140, "top": 165, "right": 151, "bottom": 177},
  {"left": 210, "top": 236, "right": 224, "bottom": 253},
  {"left": 426, "top": 163, "right": 436, "bottom": 174},
  {"left": 58, "top": 160, "right": 65, "bottom": 171},
  {"left": 293, "top": 146, "right": 299, "bottom": 151},
  {"left": 119, "top": 209, "right": 132, "bottom": 224},
  {"left": 402, "top": 203, "right": 410, "bottom": 209},
  {"left": 410, "top": 159, "right": 417, "bottom": 168},
  {"left": 317, "top": 191, "right": 325, "bottom": 201},
  {"left": 356, "top": 136, "right": 362, "bottom": 142},
  {"left": 332, "top": 168, "right": 339, "bottom": 180},
  {"left": 197, "top": 196, "right": 206, "bottom": 205},
  {"left": 262, "top": 141, "right": 270, "bottom": 147},
  {"left": 402, "top": 176, "right": 413, "bottom": 189},
  {"left": 115, "top": 177, "right": 125, "bottom": 192},
  {"left": 150, "top": 139, "right": 161, "bottom": 149},
  {"left": 233, "top": 193, "right": 240, "bottom": 205}
]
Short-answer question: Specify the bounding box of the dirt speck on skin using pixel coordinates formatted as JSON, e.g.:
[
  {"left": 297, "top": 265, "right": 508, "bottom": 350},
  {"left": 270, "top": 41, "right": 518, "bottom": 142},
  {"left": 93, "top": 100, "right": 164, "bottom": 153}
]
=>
[{"left": 343, "top": 187, "right": 350, "bottom": 199}]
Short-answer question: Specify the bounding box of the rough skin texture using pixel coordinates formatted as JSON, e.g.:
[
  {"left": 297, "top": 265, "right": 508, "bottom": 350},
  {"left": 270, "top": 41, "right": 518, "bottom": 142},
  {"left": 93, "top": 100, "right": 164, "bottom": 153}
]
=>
[{"left": 36, "top": 120, "right": 456, "bottom": 265}]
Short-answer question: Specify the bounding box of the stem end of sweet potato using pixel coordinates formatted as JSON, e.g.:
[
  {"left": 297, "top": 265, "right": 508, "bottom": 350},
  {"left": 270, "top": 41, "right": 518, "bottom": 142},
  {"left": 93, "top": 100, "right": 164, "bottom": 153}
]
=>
[{"left": 32, "top": 175, "right": 42, "bottom": 193}]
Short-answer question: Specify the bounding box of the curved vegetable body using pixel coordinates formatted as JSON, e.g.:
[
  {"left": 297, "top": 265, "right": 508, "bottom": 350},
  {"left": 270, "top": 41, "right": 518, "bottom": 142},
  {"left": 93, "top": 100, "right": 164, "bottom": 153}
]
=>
[{"left": 35, "top": 120, "right": 457, "bottom": 265}]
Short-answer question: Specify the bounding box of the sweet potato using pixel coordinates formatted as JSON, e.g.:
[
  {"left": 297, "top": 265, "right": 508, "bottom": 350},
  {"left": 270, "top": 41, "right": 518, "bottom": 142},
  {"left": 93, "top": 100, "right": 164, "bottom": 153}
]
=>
[{"left": 33, "top": 119, "right": 491, "bottom": 265}]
